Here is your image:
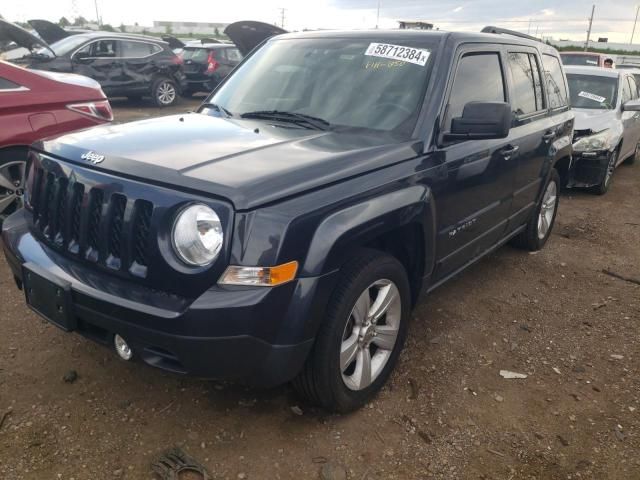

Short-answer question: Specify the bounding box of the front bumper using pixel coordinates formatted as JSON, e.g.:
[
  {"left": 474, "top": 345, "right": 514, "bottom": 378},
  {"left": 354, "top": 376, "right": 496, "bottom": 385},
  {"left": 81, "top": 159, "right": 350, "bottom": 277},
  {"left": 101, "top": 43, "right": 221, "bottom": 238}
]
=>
[
  {"left": 567, "top": 150, "right": 611, "bottom": 188},
  {"left": 2, "top": 210, "right": 335, "bottom": 387}
]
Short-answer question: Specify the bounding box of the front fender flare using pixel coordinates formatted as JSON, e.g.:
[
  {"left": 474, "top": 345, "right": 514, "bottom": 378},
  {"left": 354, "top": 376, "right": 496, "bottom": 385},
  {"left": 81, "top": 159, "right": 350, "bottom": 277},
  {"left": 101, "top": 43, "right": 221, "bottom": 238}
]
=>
[{"left": 301, "top": 184, "right": 436, "bottom": 278}]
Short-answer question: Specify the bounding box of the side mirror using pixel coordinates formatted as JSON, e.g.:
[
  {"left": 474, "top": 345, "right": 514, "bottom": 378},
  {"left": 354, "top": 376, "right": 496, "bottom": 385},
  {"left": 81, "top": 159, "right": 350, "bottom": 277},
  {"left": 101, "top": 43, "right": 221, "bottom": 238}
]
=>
[
  {"left": 622, "top": 99, "right": 640, "bottom": 112},
  {"left": 445, "top": 101, "right": 512, "bottom": 141}
]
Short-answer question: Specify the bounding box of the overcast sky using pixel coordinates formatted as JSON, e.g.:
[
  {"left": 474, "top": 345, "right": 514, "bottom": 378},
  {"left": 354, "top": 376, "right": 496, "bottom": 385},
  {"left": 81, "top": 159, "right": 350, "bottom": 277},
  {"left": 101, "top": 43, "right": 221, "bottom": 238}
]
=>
[{"left": 3, "top": 0, "right": 640, "bottom": 43}]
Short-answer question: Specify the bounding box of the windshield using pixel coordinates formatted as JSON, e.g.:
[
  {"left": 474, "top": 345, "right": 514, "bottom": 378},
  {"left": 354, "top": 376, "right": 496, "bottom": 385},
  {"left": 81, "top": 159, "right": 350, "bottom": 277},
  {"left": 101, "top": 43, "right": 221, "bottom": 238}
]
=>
[
  {"left": 567, "top": 73, "right": 618, "bottom": 109},
  {"left": 205, "top": 37, "right": 436, "bottom": 136},
  {"left": 36, "top": 35, "right": 90, "bottom": 57},
  {"left": 561, "top": 54, "right": 600, "bottom": 66}
]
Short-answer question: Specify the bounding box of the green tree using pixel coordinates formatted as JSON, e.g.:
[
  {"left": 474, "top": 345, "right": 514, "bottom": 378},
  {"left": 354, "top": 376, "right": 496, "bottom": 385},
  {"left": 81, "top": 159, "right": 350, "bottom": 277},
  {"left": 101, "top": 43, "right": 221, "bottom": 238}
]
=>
[
  {"left": 164, "top": 25, "right": 173, "bottom": 35},
  {"left": 73, "top": 16, "right": 88, "bottom": 26},
  {"left": 59, "top": 17, "right": 71, "bottom": 27},
  {"left": 119, "top": 23, "right": 126, "bottom": 32},
  {"left": 101, "top": 24, "right": 115, "bottom": 32},
  {"left": 214, "top": 27, "right": 220, "bottom": 36}
]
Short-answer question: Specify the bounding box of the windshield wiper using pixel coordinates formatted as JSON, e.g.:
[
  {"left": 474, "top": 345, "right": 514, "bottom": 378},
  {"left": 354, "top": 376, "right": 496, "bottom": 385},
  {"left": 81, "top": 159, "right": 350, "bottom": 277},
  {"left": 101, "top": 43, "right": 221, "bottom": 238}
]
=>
[
  {"left": 240, "top": 110, "right": 330, "bottom": 130},
  {"left": 200, "top": 103, "right": 233, "bottom": 118}
]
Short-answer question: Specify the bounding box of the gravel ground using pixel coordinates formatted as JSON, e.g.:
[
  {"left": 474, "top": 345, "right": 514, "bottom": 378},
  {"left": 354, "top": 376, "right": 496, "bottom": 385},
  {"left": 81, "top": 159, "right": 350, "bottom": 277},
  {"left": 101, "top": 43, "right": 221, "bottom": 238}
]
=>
[{"left": 0, "top": 99, "right": 639, "bottom": 480}]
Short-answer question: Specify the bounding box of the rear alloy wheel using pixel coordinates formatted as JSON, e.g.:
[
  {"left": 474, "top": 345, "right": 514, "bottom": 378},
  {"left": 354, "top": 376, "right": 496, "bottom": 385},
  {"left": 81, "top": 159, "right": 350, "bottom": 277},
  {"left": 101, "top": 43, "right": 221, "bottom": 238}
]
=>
[
  {"left": 511, "top": 168, "right": 560, "bottom": 251},
  {"left": 594, "top": 149, "right": 618, "bottom": 195},
  {"left": 293, "top": 249, "right": 410, "bottom": 413},
  {"left": 0, "top": 160, "right": 26, "bottom": 225},
  {"left": 152, "top": 78, "right": 178, "bottom": 107}
]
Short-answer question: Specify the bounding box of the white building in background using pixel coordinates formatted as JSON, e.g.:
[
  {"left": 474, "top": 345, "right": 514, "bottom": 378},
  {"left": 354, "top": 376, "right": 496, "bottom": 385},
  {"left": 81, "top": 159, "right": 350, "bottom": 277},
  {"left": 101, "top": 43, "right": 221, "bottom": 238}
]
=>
[{"left": 122, "top": 21, "right": 228, "bottom": 35}]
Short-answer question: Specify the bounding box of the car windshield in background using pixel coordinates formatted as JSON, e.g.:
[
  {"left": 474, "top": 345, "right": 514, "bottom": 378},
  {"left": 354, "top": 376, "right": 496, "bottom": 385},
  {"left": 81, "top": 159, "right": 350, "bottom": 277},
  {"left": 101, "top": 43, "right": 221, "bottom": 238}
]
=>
[
  {"left": 567, "top": 74, "right": 618, "bottom": 109},
  {"left": 36, "top": 35, "right": 90, "bottom": 57},
  {"left": 561, "top": 54, "right": 600, "bottom": 66},
  {"left": 207, "top": 38, "right": 436, "bottom": 136},
  {"left": 181, "top": 47, "right": 209, "bottom": 62}
]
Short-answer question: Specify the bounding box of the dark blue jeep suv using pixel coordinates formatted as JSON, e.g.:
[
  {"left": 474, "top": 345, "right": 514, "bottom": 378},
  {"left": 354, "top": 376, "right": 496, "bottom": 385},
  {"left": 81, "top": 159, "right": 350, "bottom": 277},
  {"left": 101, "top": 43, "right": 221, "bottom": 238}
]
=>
[{"left": 2, "top": 27, "right": 573, "bottom": 412}]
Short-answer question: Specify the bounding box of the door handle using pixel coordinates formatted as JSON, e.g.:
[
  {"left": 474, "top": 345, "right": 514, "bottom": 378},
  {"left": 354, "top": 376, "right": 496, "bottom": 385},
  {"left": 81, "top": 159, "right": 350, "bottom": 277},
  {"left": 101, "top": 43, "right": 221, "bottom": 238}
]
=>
[
  {"left": 499, "top": 145, "right": 519, "bottom": 160},
  {"left": 542, "top": 131, "right": 556, "bottom": 143}
]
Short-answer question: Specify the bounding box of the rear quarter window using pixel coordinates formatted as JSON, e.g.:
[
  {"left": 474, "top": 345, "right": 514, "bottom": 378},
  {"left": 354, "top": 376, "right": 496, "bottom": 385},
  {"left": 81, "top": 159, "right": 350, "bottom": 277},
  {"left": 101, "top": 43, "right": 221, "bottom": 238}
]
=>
[{"left": 542, "top": 54, "right": 568, "bottom": 109}]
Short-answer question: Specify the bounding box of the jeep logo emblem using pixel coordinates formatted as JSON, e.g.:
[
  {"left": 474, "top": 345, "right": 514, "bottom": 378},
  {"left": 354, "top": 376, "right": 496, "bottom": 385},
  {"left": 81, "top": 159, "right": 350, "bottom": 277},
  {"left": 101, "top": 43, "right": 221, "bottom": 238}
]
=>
[{"left": 81, "top": 151, "right": 105, "bottom": 164}]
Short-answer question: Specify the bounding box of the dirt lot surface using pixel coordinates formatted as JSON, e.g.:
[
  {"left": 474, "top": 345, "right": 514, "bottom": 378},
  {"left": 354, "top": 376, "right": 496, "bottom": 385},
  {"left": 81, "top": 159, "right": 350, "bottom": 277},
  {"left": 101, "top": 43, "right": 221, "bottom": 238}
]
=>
[{"left": 1, "top": 99, "right": 639, "bottom": 480}]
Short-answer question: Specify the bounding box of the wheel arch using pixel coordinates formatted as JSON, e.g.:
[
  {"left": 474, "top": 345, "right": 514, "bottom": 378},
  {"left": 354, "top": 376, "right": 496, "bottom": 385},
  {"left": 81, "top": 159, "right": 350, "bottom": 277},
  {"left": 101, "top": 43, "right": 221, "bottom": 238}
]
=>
[{"left": 301, "top": 185, "right": 437, "bottom": 304}]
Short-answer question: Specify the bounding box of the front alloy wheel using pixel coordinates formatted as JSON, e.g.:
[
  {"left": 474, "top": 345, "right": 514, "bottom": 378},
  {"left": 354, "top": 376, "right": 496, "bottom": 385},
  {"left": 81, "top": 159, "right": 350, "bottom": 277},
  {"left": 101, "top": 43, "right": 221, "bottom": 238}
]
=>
[
  {"left": 0, "top": 160, "right": 25, "bottom": 224},
  {"left": 340, "top": 279, "right": 401, "bottom": 391},
  {"left": 594, "top": 150, "right": 618, "bottom": 195},
  {"left": 293, "top": 249, "right": 410, "bottom": 413}
]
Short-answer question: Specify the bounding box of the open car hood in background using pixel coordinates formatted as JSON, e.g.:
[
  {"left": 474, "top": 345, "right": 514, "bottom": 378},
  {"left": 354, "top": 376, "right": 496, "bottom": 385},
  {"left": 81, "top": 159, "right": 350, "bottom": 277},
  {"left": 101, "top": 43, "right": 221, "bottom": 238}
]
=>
[
  {"left": 161, "top": 35, "right": 186, "bottom": 50},
  {"left": 28, "top": 19, "right": 71, "bottom": 44},
  {"left": 0, "top": 19, "right": 55, "bottom": 56},
  {"left": 224, "top": 21, "right": 287, "bottom": 56}
]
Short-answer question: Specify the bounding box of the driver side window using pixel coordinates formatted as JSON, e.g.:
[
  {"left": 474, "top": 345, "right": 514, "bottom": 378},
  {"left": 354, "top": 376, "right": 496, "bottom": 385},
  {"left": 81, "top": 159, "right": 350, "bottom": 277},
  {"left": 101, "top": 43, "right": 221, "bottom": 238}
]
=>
[{"left": 444, "top": 52, "right": 506, "bottom": 133}]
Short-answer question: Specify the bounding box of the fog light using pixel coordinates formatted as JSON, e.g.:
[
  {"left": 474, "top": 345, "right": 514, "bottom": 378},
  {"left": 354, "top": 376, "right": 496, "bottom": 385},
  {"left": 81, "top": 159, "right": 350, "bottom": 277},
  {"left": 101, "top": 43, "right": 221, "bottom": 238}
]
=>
[{"left": 114, "top": 334, "right": 133, "bottom": 361}]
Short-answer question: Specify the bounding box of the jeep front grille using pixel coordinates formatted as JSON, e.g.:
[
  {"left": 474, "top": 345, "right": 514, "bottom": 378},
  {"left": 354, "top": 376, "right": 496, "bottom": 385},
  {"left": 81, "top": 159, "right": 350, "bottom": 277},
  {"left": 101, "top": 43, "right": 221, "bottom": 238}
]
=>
[{"left": 28, "top": 163, "right": 154, "bottom": 278}]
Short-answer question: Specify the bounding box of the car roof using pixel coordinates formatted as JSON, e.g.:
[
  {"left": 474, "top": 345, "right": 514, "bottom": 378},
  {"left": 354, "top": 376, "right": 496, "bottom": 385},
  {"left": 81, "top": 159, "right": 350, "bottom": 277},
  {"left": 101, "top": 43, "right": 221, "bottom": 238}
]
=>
[
  {"left": 71, "top": 31, "right": 168, "bottom": 45},
  {"left": 560, "top": 51, "right": 603, "bottom": 56},
  {"left": 271, "top": 29, "right": 559, "bottom": 53},
  {"left": 185, "top": 43, "right": 234, "bottom": 49},
  {"left": 564, "top": 65, "right": 621, "bottom": 78}
]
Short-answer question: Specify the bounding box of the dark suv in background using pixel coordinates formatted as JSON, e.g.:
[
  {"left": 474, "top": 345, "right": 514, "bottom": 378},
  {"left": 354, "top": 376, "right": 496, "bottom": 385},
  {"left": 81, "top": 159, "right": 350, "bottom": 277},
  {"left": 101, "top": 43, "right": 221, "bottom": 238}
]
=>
[
  {"left": 2, "top": 26, "right": 573, "bottom": 412},
  {"left": 181, "top": 42, "right": 243, "bottom": 96},
  {"left": 0, "top": 20, "right": 186, "bottom": 107}
]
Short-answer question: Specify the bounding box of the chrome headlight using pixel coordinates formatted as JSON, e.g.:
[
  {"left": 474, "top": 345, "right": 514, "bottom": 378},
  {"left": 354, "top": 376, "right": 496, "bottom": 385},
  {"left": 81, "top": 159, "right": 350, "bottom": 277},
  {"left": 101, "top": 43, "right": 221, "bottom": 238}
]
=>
[
  {"left": 573, "top": 129, "right": 615, "bottom": 152},
  {"left": 172, "top": 204, "right": 223, "bottom": 266}
]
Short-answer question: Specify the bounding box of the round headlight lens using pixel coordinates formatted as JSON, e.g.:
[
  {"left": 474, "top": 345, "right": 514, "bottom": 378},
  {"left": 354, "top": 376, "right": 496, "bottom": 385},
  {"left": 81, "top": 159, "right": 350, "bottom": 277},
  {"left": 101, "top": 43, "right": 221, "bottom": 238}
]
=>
[{"left": 172, "top": 204, "right": 223, "bottom": 266}]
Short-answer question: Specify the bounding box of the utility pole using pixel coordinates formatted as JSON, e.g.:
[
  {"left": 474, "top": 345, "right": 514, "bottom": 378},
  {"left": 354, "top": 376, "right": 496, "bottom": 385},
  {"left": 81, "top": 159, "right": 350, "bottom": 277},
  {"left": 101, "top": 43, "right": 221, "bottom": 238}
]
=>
[
  {"left": 376, "top": 0, "right": 381, "bottom": 29},
  {"left": 279, "top": 8, "right": 286, "bottom": 29},
  {"left": 631, "top": 5, "right": 640, "bottom": 45},
  {"left": 94, "top": 0, "right": 101, "bottom": 26},
  {"left": 584, "top": 4, "right": 595, "bottom": 51}
]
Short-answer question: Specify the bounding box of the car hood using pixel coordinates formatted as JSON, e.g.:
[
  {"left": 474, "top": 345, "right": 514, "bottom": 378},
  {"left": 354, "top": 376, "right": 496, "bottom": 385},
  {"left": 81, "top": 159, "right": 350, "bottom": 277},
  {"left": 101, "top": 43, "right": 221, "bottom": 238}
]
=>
[
  {"left": 36, "top": 113, "right": 420, "bottom": 210},
  {"left": 28, "top": 19, "right": 70, "bottom": 44},
  {"left": 224, "top": 21, "right": 287, "bottom": 56},
  {"left": 0, "top": 19, "right": 55, "bottom": 56},
  {"left": 573, "top": 108, "right": 619, "bottom": 133}
]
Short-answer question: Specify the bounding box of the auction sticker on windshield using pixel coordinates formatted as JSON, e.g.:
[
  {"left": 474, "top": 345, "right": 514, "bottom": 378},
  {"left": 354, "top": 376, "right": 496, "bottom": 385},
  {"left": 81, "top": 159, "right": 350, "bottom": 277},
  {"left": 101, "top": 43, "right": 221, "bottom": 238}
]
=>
[
  {"left": 365, "top": 43, "right": 430, "bottom": 66},
  {"left": 579, "top": 91, "right": 606, "bottom": 103}
]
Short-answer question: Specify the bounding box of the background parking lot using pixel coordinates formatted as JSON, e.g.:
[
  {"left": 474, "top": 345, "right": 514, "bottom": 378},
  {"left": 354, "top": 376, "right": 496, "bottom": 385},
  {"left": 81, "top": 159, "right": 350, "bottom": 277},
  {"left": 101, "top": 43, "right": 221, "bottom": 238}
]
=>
[{"left": 1, "top": 100, "right": 639, "bottom": 480}]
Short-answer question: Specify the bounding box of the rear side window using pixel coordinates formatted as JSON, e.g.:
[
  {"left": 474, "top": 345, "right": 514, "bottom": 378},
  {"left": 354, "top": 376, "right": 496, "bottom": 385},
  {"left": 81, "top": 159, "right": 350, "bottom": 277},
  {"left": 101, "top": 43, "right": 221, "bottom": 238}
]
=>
[
  {"left": 445, "top": 52, "right": 505, "bottom": 130},
  {"left": 622, "top": 77, "right": 633, "bottom": 103},
  {"left": 542, "top": 54, "right": 568, "bottom": 109},
  {"left": 121, "top": 41, "right": 161, "bottom": 57},
  {"left": 508, "top": 52, "right": 545, "bottom": 115},
  {"left": 226, "top": 48, "right": 242, "bottom": 62},
  {"left": 0, "top": 77, "right": 21, "bottom": 90},
  {"left": 627, "top": 75, "right": 638, "bottom": 99}
]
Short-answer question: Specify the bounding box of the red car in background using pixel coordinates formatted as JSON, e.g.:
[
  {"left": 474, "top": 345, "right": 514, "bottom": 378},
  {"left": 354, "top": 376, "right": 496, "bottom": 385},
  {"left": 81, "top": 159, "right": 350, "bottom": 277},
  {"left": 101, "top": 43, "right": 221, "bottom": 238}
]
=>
[{"left": 0, "top": 60, "right": 112, "bottom": 221}]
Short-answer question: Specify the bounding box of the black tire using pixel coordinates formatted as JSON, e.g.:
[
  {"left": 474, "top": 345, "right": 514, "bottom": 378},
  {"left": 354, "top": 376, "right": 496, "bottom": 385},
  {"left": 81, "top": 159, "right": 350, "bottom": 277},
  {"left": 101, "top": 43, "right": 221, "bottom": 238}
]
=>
[
  {"left": 624, "top": 144, "right": 638, "bottom": 165},
  {"left": 593, "top": 149, "right": 618, "bottom": 195},
  {"left": 151, "top": 77, "right": 178, "bottom": 107},
  {"left": 511, "top": 169, "right": 560, "bottom": 251},
  {"left": 292, "top": 249, "right": 411, "bottom": 413}
]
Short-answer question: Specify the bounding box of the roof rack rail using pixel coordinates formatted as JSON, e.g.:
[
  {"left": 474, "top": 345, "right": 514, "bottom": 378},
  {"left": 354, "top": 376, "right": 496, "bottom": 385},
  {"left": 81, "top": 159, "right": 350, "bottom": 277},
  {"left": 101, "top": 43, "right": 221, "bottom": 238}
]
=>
[{"left": 481, "top": 26, "right": 542, "bottom": 43}]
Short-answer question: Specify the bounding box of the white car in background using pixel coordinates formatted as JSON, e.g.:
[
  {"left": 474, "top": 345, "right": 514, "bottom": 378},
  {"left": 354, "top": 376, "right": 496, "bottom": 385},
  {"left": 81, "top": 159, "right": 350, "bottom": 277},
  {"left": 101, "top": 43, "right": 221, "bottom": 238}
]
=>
[{"left": 565, "top": 66, "right": 640, "bottom": 194}]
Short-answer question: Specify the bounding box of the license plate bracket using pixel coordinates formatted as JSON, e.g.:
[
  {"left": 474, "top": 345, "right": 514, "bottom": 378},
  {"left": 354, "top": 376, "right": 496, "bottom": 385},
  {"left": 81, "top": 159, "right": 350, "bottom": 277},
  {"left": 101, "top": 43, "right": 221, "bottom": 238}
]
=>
[{"left": 22, "top": 262, "right": 76, "bottom": 332}]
